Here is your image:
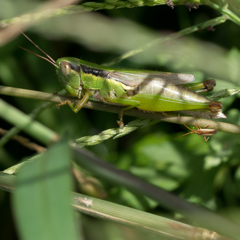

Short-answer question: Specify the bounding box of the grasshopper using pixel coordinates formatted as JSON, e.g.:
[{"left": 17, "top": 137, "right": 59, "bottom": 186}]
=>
[
  {"left": 176, "top": 124, "right": 218, "bottom": 141},
  {"left": 21, "top": 33, "right": 226, "bottom": 127}
]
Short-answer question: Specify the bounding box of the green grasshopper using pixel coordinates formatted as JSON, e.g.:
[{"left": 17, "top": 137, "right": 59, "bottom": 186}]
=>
[{"left": 22, "top": 33, "right": 226, "bottom": 126}]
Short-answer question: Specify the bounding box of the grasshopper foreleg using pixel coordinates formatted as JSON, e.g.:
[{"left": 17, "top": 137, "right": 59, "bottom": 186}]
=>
[{"left": 57, "top": 91, "right": 90, "bottom": 113}]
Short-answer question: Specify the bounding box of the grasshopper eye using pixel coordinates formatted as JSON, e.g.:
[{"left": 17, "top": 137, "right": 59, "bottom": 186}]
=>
[{"left": 60, "top": 61, "right": 71, "bottom": 76}]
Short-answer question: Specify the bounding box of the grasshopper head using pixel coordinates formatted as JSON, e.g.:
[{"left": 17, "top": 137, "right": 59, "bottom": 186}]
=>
[
  {"left": 56, "top": 57, "right": 82, "bottom": 98},
  {"left": 20, "top": 33, "right": 83, "bottom": 98}
]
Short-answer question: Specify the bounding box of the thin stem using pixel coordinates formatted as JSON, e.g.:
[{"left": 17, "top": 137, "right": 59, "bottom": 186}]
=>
[
  {"left": 0, "top": 98, "right": 60, "bottom": 145},
  {"left": 0, "top": 102, "right": 52, "bottom": 148},
  {"left": 0, "top": 89, "right": 66, "bottom": 148},
  {"left": 72, "top": 146, "right": 240, "bottom": 239},
  {"left": 0, "top": 128, "right": 46, "bottom": 153},
  {"left": 0, "top": 0, "right": 80, "bottom": 46},
  {"left": 0, "top": 85, "right": 239, "bottom": 135},
  {"left": 0, "top": 171, "right": 234, "bottom": 240},
  {"left": 0, "top": 1, "right": 203, "bottom": 28},
  {"left": 206, "top": 0, "right": 240, "bottom": 26},
  {"left": 104, "top": 16, "right": 227, "bottom": 66}
]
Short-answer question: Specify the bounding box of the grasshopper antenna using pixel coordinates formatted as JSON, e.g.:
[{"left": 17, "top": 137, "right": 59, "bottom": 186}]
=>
[
  {"left": 20, "top": 31, "right": 56, "bottom": 66},
  {"left": 18, "top": 46, "right": 56, "bottom": 67},
  {"left": 175, "top": 123, "right": 199, "bottom": 140}
]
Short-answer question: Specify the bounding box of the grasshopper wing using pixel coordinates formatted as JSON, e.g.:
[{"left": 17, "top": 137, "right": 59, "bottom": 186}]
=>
[{"left": 108, "top": 70, "right": 195, "bottom": 87}]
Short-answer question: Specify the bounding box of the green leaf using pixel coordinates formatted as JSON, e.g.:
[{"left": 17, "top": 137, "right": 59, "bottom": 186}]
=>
[
  {"left": 132, "top": 133, "right": 189, "bottom": 179},
  {"left": 12, "top": 137, "right": 80, "bottom": 240},
  {"left": 209, "top": 87, "right": 240, "bottom": 101},
  {"left": 228, "top": 47, "right": 240, "bottom": 84}
]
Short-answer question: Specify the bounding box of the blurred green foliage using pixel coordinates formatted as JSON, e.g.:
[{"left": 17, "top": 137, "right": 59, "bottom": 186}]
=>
[{"left": 1, "top": 0, "right": 240, "bottom": 239}]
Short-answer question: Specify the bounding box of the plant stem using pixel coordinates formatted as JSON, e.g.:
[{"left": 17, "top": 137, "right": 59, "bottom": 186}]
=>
[
  {"left": 206, "top": 0, "right": 240, "bottom": 26},
  {"left": 104, "top": 15, "right": 227, "bottom": 66},
  {"left": 0, "top": 98, "right": 60, "bottom": 145},
  {"left": 0, "top": 85, "right": 239, "bottom": 135}
]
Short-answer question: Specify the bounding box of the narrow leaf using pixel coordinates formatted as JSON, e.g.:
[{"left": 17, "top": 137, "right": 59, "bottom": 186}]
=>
[{"left": 12, "top": 137, "right": 80, "bottom": 240}]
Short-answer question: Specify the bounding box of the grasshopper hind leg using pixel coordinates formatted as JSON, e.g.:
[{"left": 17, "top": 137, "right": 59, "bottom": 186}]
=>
[
  {"left": 107, "top": 98, "right": 140, "bottom": 128},
  {"left": 117, "top": 104, "right": 138, "bottom": 128}
]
